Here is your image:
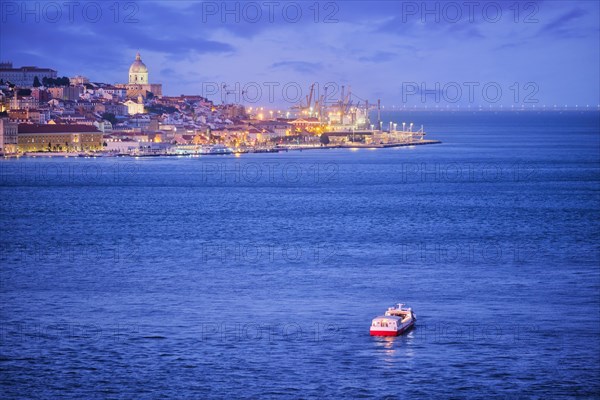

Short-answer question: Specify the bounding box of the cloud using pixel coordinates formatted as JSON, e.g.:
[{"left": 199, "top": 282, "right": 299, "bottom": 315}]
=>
[
  {"left": 160, "top": 68, "right": 176, "bottom": 77},
  {"left": 539, "top": 8, "right": 588, "bottom": 38},
  {"left": 271, "top": 61, "right": 323, "bottom": 74},
  {"left": 0, "top": 0, "right": 597, "bottom": 105}
]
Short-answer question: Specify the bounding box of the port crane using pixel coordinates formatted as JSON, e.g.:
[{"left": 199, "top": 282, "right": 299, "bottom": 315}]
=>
[
  {"left": 290, "top": 83, "right": 374, "bottom": 129},
  {"left": 290, "top": 82, "right": 317, "bottom": 117}
]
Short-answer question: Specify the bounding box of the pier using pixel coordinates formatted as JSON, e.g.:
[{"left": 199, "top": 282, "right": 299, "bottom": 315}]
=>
[{"left": 280, "top": 139, "right": 442, "bottom": 151}]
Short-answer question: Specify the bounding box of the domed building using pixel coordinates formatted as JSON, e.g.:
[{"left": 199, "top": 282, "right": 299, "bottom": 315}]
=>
[
  {"left": 116, "top": 52, "right": 162, "bottom": 101},
  {"left": 129, "top": 52, "right": 148, "bottom": 84}
]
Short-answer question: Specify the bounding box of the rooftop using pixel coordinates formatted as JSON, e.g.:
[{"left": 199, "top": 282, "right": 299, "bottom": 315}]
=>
[
  {"left": 0, "top": 63, "right": 57, "bottom": 73},
  {"left": 18, "top": 124, "right": 100, "bottom": 134}
]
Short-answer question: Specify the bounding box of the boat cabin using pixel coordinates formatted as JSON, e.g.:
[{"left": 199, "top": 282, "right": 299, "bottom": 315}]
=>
[
  {"left": 371, "top": 315, "right": 401, "bottom": 328},
  {"left": 384, "top": 304, "right": 413, "bottom": 322}
]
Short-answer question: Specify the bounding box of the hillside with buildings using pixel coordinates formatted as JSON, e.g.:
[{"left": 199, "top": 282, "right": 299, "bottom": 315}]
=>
[{"left": 1, "top": 54, "right": 433, "bottom": 156}]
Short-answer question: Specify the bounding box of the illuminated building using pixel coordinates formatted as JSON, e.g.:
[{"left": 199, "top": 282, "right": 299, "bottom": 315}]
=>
[
  {"left": 116, "top": 53, "right": 162, "bottom": 99},
  {"left": 0, "top": 62, "right": 57, "bottom": 87},
  {"left": 0, "top": 118, "right": 18, "bottom": 154},
  {"left": 124, "top": 96, "right": 146, "bottom": 115},
  {"left": 17, "top": 124, "right": 103, "bottom": 152}
]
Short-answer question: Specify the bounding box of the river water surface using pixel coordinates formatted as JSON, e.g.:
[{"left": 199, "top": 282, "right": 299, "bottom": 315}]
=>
[{"left": 1, "top": 111, "right": 599, "bottom": 398}]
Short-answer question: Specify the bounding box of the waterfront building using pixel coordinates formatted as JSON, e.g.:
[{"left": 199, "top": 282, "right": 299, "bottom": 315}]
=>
[
  {"left": 289, "top": 117, "right": 321, "bottom": 132},
  {"left": 0, "top": 117, "right": 18, "bottom": 154},
  {"left": 0, "top": 62, "right": 57, "bottom": 87},
  {"left": 17, "top": 123, "right": 103, "bottom": 152},
  {"left": 110, "top": 131, "right": 150, "bottom": 142},
  {"left": 103, "top": 136, "right": 141, "bottom": 154},
  {"left": 251, "top": 120, "right": 292, "bottom": 136}
]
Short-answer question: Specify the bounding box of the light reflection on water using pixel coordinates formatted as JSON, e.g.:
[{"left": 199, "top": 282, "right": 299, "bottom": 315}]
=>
[{"left": 372, "top": 328, "right": 417, "bottom": 365}]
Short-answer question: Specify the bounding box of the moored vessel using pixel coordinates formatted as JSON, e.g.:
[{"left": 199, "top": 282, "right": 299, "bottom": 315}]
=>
[{"left": 203, "top": 144, "right": 234, "bottom": 155}]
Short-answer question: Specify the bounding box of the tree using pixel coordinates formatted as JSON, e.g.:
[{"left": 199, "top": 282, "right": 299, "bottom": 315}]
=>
[
  {"left": 33, "top": 76, "right": 41, "bottom": 87},
  {"left": 40, "top": 77, "right": 69, "bottom": 87},
  {"left": 320, "top": 134, "right": 330, "bottom": 145},
  {"left": 101, "top": 112, "right": 117, "bottom": 125}
]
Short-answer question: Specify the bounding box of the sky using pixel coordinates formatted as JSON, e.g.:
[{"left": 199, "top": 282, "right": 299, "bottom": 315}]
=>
[{"left": 1, "top": 0, "right": 599, "bottom": 108}]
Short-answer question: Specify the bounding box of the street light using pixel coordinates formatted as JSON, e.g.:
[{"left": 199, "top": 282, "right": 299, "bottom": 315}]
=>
[
  {"left": 409, "top": 123, "right": 413, "bottom": 132},
  {"left": 402, "top": 122, "right": 406, "bottom": 132}
]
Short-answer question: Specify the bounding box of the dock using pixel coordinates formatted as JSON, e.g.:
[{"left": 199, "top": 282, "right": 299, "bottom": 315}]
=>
[{"left": 279, "top": 139, "right": 442, "bottom": 151}]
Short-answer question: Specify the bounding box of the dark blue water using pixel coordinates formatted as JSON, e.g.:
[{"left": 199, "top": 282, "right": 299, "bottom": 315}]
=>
[{"left": 1, "top": 112, "right": 599, "bottom": 398}]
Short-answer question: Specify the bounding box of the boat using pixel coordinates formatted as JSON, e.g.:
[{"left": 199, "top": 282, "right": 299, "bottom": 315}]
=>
[
  {"left": 370, "top": 303, "right": 416, "bottom": 336},
  {"left": 203, "top": 144, "right": 234, "bottom": 155}
]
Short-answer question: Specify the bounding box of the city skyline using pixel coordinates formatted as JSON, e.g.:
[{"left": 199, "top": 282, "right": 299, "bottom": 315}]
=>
[{"left": 2, "top": 0, "right": 599, "bottom": 107}]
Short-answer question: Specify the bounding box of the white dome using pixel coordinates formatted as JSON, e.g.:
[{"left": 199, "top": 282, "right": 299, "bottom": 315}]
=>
[{"left": 129, "top": 52, "right": 148, "bottom": 74}]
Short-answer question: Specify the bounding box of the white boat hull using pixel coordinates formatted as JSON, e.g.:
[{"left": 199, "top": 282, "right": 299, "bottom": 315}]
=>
[{"left": 370, "top": 303, "right": 416, "bottom": 336}]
